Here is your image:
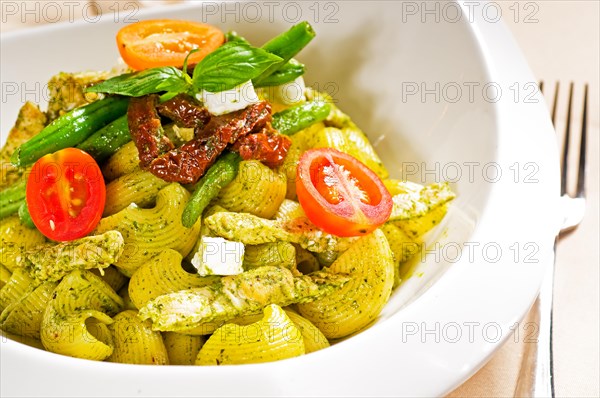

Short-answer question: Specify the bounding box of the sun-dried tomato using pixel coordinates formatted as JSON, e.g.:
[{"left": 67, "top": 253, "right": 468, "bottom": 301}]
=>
[
  {"left": 147, "top": 101, "right": 272, "bottom": 184},
  {"left": 156, "top": 94, "right": 210, "bottom": 129},
  {"left": 128, "top": 96, "right": 290, "bottom": 184},
  {"left": 232, "top": 129, "right": 291, "bottom": 168},
  {"left": 128, "top": 95, "right": 173, "bottom": 167}
]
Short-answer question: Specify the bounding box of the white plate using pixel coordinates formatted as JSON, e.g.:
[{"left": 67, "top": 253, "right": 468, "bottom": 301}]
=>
[{"left": 0, "top": 1, "right": 561, "bottom": 396}]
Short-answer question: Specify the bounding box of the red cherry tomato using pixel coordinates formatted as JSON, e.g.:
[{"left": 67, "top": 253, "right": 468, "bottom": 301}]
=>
[
  {"left": 116, "top": 20, "right": 225, "bottom": 71},
  {"left": 26, "top": 148, "right": 106, "bottom": 241},
  {"left": 296, "top": 148, "right": 393, "bottom": 237}
]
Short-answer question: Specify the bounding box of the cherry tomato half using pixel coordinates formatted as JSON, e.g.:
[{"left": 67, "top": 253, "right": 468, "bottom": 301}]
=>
[
  {"left": 296, "top": 148, "right": 393, "bottom": 237},
  {"left": 117, "top": 19, "right": 225, "bottom": 70},
  {"left": 26, "top": 148, "right": 106, "bottom": 241}
]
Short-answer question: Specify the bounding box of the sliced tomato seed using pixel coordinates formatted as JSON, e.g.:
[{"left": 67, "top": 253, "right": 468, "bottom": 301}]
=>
[{"left": 312, "top": 158, "right": 370, "bottom": 206}]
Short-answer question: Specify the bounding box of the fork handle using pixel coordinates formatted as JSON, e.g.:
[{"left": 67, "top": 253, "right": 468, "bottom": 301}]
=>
[{"left": 513, "top": 243, "right": 556, "bottom": 398}]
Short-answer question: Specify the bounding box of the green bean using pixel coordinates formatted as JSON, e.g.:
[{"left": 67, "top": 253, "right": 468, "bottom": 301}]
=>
[
  {"left": 181, "top": 152, "right": 241, "bottom": 228},
  {"left": 18, "top": 202, "right": 36, "bottom": 229},
  {"left": 0, "top": 181, "right": 26, "bottom": 219},
  {"left": 254, "top": 21, "right": 315, "bottom": 85},
  {"left": 77, "top": 115, "right": 130, "bottom": 161},
  {"left": 225, "top": 25, "right": 312, "bottom": 87},
  {"left": 11, "top": 96, "right": 129, "bottom": 167},
  {"left": 271, "top": 101, "right": 331, "bottom": 136}
]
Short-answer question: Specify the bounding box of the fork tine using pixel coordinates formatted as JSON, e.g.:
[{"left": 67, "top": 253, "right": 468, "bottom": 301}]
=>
[
  {"left": 560, "top": 83, "right": 574, "bottom": 196},
  {"left": 576, "top": 84, "right": 588, "bottom": 198},
  {"left": 552, "top": 81, "right": 560, "bottom": 127}
]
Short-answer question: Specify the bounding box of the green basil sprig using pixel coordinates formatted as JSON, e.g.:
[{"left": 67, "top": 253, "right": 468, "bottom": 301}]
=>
[
  {"left": 224, "top": 23, "right": 314, "bottom": 88},
  {"left": 86, "top": 67, "right": 190, "bottom": 97},
  {"left": 85, "top": 21, "right": 315, "bottom": 98},
  {"left": 86, "top": 42, "right": 281, "bottom": 98},
  {"left": 192, "top": 42, "right": 281, "bottom": 93}
]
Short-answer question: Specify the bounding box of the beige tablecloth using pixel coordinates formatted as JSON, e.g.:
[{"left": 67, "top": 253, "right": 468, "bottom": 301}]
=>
[{"left": 1, "top": 1, "right": 598, "bottom": 397}]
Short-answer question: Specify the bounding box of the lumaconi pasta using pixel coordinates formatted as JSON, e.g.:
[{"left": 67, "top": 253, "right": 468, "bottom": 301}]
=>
[
  {"left": 195, "top": 304, "right": 304, "bottom": 365},
  {"left": 0, "top": 281, "right": 56, "bottom": 339},
  {"left": 103, "top": 168, "right": 169, "bottom": 216},
  {"left": 397, "top": 204, "right": 449, "bottom": 239},
  {"left": 274, "top": 198, "right": 308, "bottom": 222},
  {"left": 381, "top": 224, "right": 421, "bottom": 264},
  {"left": 284, "top": 309, "right": 329, "bottom": 353},
  {"left": 0, "top": 264, "right": 11, "bottom": 289},
  {"left": 95, "top": 184, "right": 201, "bottom": 276},
  {"left": 163, "top": 332, "right": 206, "bottom": 365},
  {"left": 301, "top": 126, "right": 388, "bottom": 180},
  {"left": 108, "top": 310, "right": 169, "bottom": 365},
  {"left": 298, "top": 229, "right": 395, "bottom": 339},
  {"left": 41, "top": 270, "right": 123, "bottom": 361},
  {"left": 119, "top": 285, "right": 138, "bottom": 311},
  {"left": 218, "top": 160, "right": 287, "bottom": 219},
  {"left": 381, "top": 224, "right": 422, "bottom": 288},
  {"left": 0, "top": 216, "right": 46, "bottom": 272},
  {"left": 0, "top": 268, "right": 34, "bottom": 314},
  {"left": 294, "top": 246, "right": 321, "bottom": 275},
  {"left": 279, "top": 122, "right": 324, "bottom": 200},
  {"left": 92, "top": 265, "right": 128, "bottom": 293},
  {"left": 128, "top": 249, "right": 218, "bottom": 309},
  {"left": 0, "top": 20, "right": 455, "bottom": 365},
  {"left": 3, "top": 330, "right": 46, "bottom": 350},
  {"left": 102, "top": 141, "right": 140, "bottom": 181}
]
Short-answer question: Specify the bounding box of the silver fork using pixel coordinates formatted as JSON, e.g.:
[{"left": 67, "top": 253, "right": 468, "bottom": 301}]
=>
[{"left": 513, "top": 81, "right": 588, "bottom": 398}]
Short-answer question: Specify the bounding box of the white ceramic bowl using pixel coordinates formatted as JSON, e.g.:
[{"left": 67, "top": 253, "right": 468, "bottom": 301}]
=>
[{"left": 1, "top": 2, "right": 561, "bottom": 396}]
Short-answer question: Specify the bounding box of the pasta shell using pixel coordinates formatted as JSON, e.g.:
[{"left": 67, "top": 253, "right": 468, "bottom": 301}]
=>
[
  {"left": 108, "top": 310, "right": 169, "bottom": 365},
  {"left": 298, "top": 229, "right": 394, "bottom": 339},
  {"left": 195, "top": 304, "right": 304, "bottom": 365}
]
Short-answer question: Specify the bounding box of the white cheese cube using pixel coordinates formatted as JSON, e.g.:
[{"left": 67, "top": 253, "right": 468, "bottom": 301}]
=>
[
  {"left": 197, "top": 80, "right": 260, "bottom": 116},
  {"left": 272, "top": 76, "right": 306, "bottom": 105},
  {"left": 192, "top": 237, "right": 245, "bottom": 276}
]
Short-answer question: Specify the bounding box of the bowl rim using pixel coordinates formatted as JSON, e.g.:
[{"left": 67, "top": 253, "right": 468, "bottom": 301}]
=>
[{"left": 0, "top": 2, "right": 561, "bottom": 397}]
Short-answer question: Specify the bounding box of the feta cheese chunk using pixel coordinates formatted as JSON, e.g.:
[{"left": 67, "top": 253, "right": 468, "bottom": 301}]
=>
[
  {"left": 192, "top": 237, "right": 245, "bottom": 276},
  {"left": 197, "top": 80, "right": 260, "bottom": 116},
  {"left": 272, "top": 76, "right": 306, "bottom": 105}
]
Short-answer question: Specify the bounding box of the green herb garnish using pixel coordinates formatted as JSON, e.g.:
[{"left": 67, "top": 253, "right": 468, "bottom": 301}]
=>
[
  {"left": 191, "top": 42, "right": 281, "bottom": 93},
  {"left": 86, "top": 67, "right": 190, "bottom": 97},
  {"left": 85, "top": 21, "right": 316, "bottom": 98}
]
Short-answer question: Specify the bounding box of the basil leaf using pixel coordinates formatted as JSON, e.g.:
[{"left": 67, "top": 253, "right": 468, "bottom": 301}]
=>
[
  {"left": 222, "top": 31, "right": 305, "bottom": 87},
  {"left": 192, "top": 42, "right": 282, "bottom": 93},
  {"left": 253, "top": 59, "right": 305, "bottom": 88},
  {"left": 85, "top": 67, "right": 190, "bottom": 97}
]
